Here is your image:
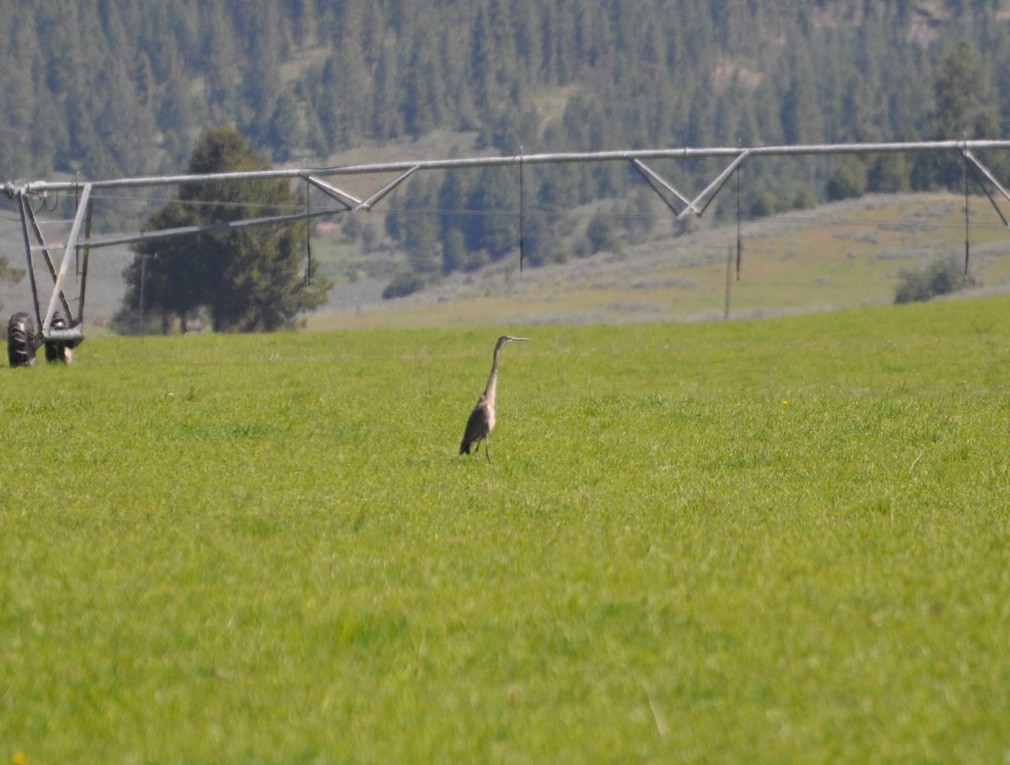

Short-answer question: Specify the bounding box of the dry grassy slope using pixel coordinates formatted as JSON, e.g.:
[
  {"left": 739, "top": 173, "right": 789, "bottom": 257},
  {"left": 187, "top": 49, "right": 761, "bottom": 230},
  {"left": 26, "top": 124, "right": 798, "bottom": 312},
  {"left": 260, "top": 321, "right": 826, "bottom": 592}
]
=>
[{"left": 312, "top": 192, "right": 1010, "bottom": 329}]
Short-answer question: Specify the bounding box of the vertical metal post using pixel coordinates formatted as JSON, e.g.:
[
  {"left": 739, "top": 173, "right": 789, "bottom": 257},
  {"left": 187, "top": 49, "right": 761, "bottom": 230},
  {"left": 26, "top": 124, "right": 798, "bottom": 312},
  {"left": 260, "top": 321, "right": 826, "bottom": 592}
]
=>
[
  {"left": 724, "top": 244, "right": 733, "bottom": 320},
  {"left": 735, "top": 164, "right": 742, "bottom": 281},
  {"left": 305, "top": 177, "right": 312, "bottom": 285}
]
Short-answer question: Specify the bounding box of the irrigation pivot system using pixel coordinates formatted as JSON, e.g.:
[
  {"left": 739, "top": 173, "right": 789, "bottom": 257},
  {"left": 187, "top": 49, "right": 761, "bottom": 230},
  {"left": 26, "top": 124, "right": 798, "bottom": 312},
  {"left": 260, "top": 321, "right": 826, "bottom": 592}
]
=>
[{"left": 4, "top": 138, "right": 1010, "bottom": 364}]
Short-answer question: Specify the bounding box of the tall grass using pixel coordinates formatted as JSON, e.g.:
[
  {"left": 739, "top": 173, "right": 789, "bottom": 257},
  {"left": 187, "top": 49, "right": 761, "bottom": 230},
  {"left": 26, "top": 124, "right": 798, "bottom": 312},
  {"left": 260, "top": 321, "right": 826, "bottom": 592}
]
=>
[{"left": 2, "top": 297, "right": 1009, "bottom": 763}]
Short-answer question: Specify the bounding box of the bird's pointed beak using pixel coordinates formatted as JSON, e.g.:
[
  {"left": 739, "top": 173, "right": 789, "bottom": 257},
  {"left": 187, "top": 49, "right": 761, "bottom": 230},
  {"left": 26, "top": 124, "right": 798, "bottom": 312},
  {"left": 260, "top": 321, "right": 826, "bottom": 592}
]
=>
[{"left": 509, "top": 336, "right": 530, "bottom": 342}]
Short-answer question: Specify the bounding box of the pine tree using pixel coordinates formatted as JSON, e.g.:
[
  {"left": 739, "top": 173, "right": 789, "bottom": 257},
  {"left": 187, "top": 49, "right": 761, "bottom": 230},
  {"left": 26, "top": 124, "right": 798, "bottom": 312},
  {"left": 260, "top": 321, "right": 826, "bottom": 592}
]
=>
[
  {"left": 118, "top": 127, "right": 328, "bottom": 333},
  {"left": 931, "top": 40, "right": 1000, "bottom": 188}
]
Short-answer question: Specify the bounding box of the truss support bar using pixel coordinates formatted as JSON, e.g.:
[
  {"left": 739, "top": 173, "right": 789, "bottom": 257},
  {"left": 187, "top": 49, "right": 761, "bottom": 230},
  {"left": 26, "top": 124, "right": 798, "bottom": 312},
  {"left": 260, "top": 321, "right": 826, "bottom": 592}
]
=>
[
  {"left": 630, "top": 160, "right": 691, "bottom": 215},
  {"left": 304, "top": 175, "right": 361, "bottom": 209},
  {"left": 42, "top": 183, "right": 90, "bottom": 337},
  {"left": 16, "top": 192, "right": 44, "bottom": 335},
  {"left": 36, "top": 207, "right": 342, "bottom": 251},
  {"left": 354, "top": 166, "right": 419, "bottom": 211},
  {"left": 963, "top": 150, "right": 1010, "bottom": 225},
  {"left": 679, "top": 151, "right": 750, "bottom": 219}
]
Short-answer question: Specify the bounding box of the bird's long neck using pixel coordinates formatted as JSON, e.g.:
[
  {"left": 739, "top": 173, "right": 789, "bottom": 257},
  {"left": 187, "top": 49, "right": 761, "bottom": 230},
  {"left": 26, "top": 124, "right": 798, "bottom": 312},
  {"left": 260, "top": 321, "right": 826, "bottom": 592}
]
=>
[{"left": 482, "top": 347, "right": 503, "bottom": 403}]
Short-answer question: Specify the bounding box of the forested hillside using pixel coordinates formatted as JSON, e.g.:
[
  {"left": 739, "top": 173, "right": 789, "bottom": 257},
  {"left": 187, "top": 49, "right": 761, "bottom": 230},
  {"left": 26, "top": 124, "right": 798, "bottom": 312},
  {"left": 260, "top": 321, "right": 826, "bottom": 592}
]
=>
[
  {"left": 2, "top": 1, "right": 1008, "bottom": 177},
  {"left": 3, "top": 0, "right": 1010, "bottom": 305}
]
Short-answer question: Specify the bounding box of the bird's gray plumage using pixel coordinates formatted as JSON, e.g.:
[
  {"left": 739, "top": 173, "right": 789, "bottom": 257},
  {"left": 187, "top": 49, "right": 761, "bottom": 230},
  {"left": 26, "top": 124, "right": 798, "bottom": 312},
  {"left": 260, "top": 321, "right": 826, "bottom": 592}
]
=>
[{"left": 459, "top": 335, "right": 528, "bottom": 462}]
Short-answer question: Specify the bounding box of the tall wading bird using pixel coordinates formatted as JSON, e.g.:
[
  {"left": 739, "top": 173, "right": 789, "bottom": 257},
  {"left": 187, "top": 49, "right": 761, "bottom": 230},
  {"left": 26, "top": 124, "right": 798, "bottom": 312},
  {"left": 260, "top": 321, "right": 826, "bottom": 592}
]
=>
[{"left": 459, "top": 335, "right": 529, "bottom": 462}]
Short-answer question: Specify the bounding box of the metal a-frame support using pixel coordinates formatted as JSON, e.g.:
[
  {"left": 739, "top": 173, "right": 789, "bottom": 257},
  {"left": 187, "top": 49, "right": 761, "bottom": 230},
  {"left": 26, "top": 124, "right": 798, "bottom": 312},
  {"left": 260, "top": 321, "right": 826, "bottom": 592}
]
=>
[
  {"left": 302, "top": 165, "right": 419, "bottom": 212},
  {"left": 631, "top": 151, "right": 750, "bottom": 219},
  {"left": 626, "top": 143, "right": 1010, "bottom": 230},
  {"left": 626, "top": 144, "right": 1010, "bottom": 288},
  {"left": 5, "top": 167, "right": 421, "bottom": 350},
  {"left": 14, "top": 184, "right": 89, "bottom": 346}
]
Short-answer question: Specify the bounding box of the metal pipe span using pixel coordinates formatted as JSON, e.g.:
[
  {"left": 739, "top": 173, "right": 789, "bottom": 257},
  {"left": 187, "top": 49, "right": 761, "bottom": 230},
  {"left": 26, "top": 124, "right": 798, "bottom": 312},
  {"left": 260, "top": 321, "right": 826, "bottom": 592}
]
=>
[{"left": 7, "top": 139, "right": 1010, "bottom": 196}]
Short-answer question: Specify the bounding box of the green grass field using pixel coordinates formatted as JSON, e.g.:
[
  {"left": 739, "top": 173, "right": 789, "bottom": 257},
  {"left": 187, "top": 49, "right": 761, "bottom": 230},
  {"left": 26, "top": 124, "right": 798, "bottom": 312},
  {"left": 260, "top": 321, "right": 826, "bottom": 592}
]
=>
[{"left": 3, "top": 296, "right": 1010, "bottom": 763}]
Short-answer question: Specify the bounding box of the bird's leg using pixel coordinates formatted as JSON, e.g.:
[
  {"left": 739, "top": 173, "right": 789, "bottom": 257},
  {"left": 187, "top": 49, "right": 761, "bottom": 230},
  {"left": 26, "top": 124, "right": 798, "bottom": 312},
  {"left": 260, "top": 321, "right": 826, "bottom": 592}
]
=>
[{"left": 485, "top": 441, "right": 492, "bottom": 463}]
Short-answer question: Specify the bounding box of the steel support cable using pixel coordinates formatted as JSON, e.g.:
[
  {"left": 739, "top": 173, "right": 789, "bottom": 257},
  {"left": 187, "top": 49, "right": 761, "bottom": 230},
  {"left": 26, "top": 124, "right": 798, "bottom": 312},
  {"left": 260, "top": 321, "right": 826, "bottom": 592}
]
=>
[
  {"left": 519, "top": 147, "right": 525, "bottom": 275},
  {"left": 964, "top": 148, "right": 971, "bottom": 279},
  {"left": 735, "top": 162, "right": 742, "bottom": 281}
]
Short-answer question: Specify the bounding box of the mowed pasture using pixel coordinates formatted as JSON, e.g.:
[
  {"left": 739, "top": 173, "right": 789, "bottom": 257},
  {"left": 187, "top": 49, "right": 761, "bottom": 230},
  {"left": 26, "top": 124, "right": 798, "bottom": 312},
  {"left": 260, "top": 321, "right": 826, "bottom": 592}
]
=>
[{"left": 3, "top": 296, "right": 1010, "bottom": 763}]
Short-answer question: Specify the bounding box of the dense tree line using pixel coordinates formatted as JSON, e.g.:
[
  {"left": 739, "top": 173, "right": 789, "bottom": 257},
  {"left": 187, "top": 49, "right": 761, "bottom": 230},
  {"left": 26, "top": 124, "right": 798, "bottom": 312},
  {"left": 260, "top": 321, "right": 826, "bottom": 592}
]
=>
[
  {"left": 2, "top": 1, "right": 1008, "bottom": 176},
  {"left": 2, "top": 0, "right": 1010, "bottom": 301}
]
